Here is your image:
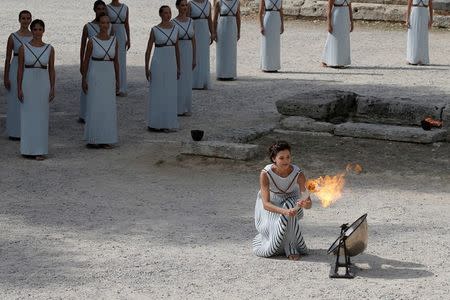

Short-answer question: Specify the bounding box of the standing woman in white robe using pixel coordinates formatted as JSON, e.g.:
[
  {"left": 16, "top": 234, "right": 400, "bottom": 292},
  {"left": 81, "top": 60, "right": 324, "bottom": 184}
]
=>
[
  {"left": 406, "top": 0, "right": 433, "bottom": 65},
  {"left": 189, "top": 0, "right": 215, "bottom": 89},
  {"left": 17, "top": 19, "right": 56, "bottom": 160},
  {"left": 82, "top": 14, "right": 119, "bottom": 149},
  {"left": 174, "top": 0, "right": 197, "bottom": 116},
  {"left": 3, "top": 10, "right": 32, "bottom": 140},
  {"left": 107, "top": 0, "right": 130, "bottom": 96},
  {"left": 145, "top": 6, "right": 181, "bottom": 132},
  {"left": 79, "top": 0, "right": 110, "bottom": 123},
  {"left": 322, "top": 0, "right": 354, "bottom": 68},
  {"left": 213, "top": 0, "right": 241, "bottom": 80},
  {"left": 259, "top": 0, "right": 284, "bottom": 72}
]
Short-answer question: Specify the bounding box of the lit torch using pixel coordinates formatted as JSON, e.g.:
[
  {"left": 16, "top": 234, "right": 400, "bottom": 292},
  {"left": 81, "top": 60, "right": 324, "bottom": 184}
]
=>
[{"left": 304, "top": 163, "right": 362, "bottom": 208}]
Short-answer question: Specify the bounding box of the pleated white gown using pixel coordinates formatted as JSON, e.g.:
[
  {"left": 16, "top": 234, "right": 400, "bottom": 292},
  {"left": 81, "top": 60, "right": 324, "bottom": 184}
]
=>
[
  {"left": 6, "top": 33, "right": 32, "bottom": 138},
  {"left": 253, "top": 164, "right": 308, "bottom": 258},
  {"left": 173, "top": 18, "right": 194, "bottom": 115},
  {"left": 107, "top": 3, "right": 128, "bottom": 94},
  {"left": 147, "top": 26, "right": 179, "bottom": 130},
  {"left": 190, "top": 0, "right": 211, "bottom": 89},
  {"left": 322, "top": 0, "right": 351, "bottom": 67},
  {"left": 216, "top": 0, "right": 239, "bottom": 79},
  {"left": 261, "top": 0, "right": 282, "bottom": 71},
  {"left": 20, "top": 43, "right": 52, "bottom": 155},
  {"left": 80, "top": 22, "right": 112, "bottom": 121},
  {"left": 407, "top": 0, "right": 430, "bottom": 64},
  {"left": 84, "top": 37, "right": 118, "bottom": 144}
]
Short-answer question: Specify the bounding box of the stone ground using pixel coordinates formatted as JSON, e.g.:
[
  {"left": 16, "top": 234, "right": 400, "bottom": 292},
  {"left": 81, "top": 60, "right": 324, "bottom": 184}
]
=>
[{"left": 1, "top": 0, "right": 449, "bottom": 299}]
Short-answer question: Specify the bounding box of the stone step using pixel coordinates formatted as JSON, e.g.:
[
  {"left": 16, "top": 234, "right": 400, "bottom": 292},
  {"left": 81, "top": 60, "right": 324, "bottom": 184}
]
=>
[
  {"left": 181, "top": 141, "right": 261, "bottom": 160},
  {"left": 242, "top": 0, "right": 450, "bottom": 27},
  {"left": 334, "top": 122, "right": 447, "bottom": 143},
  {"left": 276, "top": 90, "right": 447, "bottom": 127}
]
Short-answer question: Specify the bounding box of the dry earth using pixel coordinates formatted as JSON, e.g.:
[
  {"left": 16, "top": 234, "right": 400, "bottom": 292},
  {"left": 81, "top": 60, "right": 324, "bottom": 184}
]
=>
[{"left": 0, "top": 1, "right": 449, "bottom": 299}]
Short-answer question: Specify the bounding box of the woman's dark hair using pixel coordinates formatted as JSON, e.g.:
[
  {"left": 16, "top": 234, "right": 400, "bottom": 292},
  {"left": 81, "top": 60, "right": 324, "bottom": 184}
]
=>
[
  {"left": 19, "top": 10, "right": 32, "bottom": 19},
  {"left": 93, "top": 0, "right": 106, "bottom": 10},
  {"left": 175, "top": 0, "right": 185, "bottom": 6},
  {"left": 97, "top": 12, "right": 109, "bottom": 21},
  {"left": 268, "top": 141, "right": 291, "bottom": 162},
  {"left": 30, "top": 19, "right": 45, "bottom": 31},
  {"left": 159, "top": 5, "right": 171, "bottom": 15}
]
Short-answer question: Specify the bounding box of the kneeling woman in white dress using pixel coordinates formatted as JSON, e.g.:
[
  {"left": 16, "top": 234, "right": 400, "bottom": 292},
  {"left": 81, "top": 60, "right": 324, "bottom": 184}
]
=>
[
  {"left": 253, "top": 141, "right": 312, "bottom": 260},
  {"left": 259, "top": 0, "right": 284, "bottom": 72},
  {"left": 406, "top": 0, "right": 433, "bottom": 65},
  {"left": 17, "top": 19, "right": 56, "bottom": 161},
  {"left": 145, "top": 6, "right": 180, "bottom": 132},
  {"left": 3, "top": 10, "right": 32, "bottom": 140},
  {"left": 82, "top": 13, "right": 119, "bottom": 149},
  {"left": 213, "top": 0, "right": 241, "bottom": 80},
  {"left": 322, "top": 0, "right": 354, "bottom": 68}
]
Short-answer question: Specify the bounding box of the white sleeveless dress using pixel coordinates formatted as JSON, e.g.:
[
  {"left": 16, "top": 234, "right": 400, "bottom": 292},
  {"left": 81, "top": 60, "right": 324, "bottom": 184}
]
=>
[
  {"left": 407, "top": 0, "right": 430, "bottom": 64},
  {"left": 20, "top": 43, "right": 52, "bottom": 156},
  {"left": 216, "top": 0, "right": 239, "bottom": 79},
  {"left": 6, "top": 32, "right": 32, "bottom": 138},
  {"left": 253, "top": 164, "right": 308, "bottom": 258},
  {"left": 80, "top": 22, "right": 113, "bottom": 121},
  {"left": 261, "top": 0, "right": 282, "bottom": 71},
  {"left": 84, "top": 36, "right": 118, "bottom": 144},
  {"left": 173, "top": 18, "right": 195, "bottom": 115},
  {"left": 147, "top": 26, "right": 179, "bottom": 130},
  {"left": 322, "top": 0, "right": 351, "bottom": 67},
  {"left": 107, "top": 3, "right": 128, "bottom": 94},
  {"left": 189, "top": 0, "right": 211, "bottom": 89}
]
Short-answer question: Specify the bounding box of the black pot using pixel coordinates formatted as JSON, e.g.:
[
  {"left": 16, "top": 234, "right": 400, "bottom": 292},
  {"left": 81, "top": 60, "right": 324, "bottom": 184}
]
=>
[{"left": 191, "top": 130, "right": 204, "bottom": 141}]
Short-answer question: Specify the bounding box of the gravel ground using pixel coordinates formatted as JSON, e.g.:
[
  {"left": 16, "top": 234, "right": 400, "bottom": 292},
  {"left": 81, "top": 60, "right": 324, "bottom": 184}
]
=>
[{"left": 1, "top": 1, "right": 449, "bottom": 299}]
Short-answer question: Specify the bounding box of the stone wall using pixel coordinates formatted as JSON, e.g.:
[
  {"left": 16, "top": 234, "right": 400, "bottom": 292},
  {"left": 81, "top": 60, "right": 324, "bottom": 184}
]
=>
[{"left": 242, "top": 0, "right": 450, "bottom": 28}]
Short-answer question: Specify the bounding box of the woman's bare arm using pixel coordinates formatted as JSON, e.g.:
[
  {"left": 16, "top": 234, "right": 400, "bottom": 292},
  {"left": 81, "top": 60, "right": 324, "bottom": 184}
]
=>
[
  {"left": 4, "top": 35, "right": 14, "bottom": 89},
  {"left": 48, "top": 47, "right": 56, "bottom": 101},
  {"left": 260, "top": 171, "right": 293, "bottom": 216},
  {"left": 17, "top": 45, "right": 25, "bottom": 101}
]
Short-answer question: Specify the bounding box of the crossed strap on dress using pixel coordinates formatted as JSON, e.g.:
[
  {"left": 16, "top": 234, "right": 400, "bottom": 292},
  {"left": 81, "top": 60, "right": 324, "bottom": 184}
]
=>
[
  {"left": 154, "top": 26, "right": 177, "bottom": 47},
  {"left": 412, "top": 0, "right": 428, "bottom": 7},
  {"left": 88, "top": 22, "right": 99, "bottom": 35},
  {"left": 173, "top": 19, "right": 193, "bottom": 40},
  {"left": 91, "top": 36, "right": 116, "bottom": 61},
  {"left": 264, "top": 169, "right": 301, "bottom": 195},
  {"left": 334, "top": 0, "right": 349, "bottom": 7},
  {"left": 11, "top": 33, "right": 27, "bottom": 56},
  {"left": 191, "top": 0, "right": 209, "bottom": 19},
  {"left": 220, "top": 0, "right": 238, "bottom": 17},
  {"left": 265, "top": 0, "right": 281, "bottom": 12},
  {"left": 108, "top": 4, "right": 126, "bottom": 24},
  {"left": 24, "top": 43, "right": 50, "bottom": 69}
]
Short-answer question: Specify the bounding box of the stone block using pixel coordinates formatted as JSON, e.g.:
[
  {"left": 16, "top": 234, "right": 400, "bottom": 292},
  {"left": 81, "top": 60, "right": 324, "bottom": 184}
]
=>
[
  {"left": 181, "top": 141, "right": 261, "bottom": 160},
  {"left": 442, "top": 106, "right": 450, "bottom": 142},
  {"left": 334, "top": 122, "right": 447, "bottom": 143},
  {"left": 280, "top": 116, "right": 336, "bottom": 133},
  {"left": 276, "top": 90, "right": 357, "bottom": 122},
  {"left": 354, "top": 96, "right": 446, "bottom": 126}
]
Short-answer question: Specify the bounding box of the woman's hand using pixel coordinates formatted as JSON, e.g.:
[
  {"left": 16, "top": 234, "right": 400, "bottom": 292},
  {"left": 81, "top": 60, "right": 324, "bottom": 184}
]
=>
[
  {"left": 49, "top": 88, "right": 55, "bottom": 102},
  {"left": 177, "top": 69, "right": 181, "bottom": 80},
  {"left": 82, "top": 78, "right": 88, "bottom": 94},
  {"left": 192, "top": 60, "right": 197, "bottom": 70},
  {"left": 280, "top": 24, "right": 284, "bottom": 34},
  {"left": 210, "top": 33, "right": 216, "bottom": 44},
  {"left": 405, "top": 21, "right": 410, "bottom": 29},
  {"left": 328, "top": 23, "right": 333, "bottom": 34},
  {"left": 4, "top": 78, "right": 11, "bottom": 90},
  {"left": 428, "top": 19, "right": 433, "bottom": 29},
  {"left": 297, "top": 198, "right": 312, "bottom": 209},
  {"left": 350, "top": 21, "right": 354, "bottom": 32},
  {"left": 237, "top": 32, "right": 240, "bottom": 41},
  {"left": 146, "top": 69, "right": 151, "bottom": 81},
  {"left": 126, "top": 39, "right": 131, "bottom": 50},
  {"left": 260, "top": 26, "right": 265, "bottom": 35},
  {"left": 284, "top": 208, "right": 297, "bottom": 217},
  {"left": 116, "top": 80, "right": 120, "bottom": 93},
  {"left": 18, "top": 88, "right": 24, "bottom": 102}
]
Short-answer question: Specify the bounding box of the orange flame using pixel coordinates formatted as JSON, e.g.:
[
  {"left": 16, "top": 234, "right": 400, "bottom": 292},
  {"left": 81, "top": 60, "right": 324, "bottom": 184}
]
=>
[{"left": 306, "top": 163, "right": 362, "bottom": 208}]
